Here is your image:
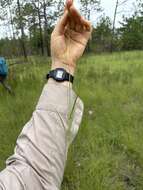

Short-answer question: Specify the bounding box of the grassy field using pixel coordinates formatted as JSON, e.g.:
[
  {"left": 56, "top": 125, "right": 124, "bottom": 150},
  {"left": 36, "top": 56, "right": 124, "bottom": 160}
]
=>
[{"left": 0, "top": 51, "right": 143, "bottom": 189}]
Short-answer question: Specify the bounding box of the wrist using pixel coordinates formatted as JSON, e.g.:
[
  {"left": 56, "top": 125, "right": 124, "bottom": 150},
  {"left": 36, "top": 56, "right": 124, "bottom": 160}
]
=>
[
  {"left": 48, "top": 63, "right": 74, "bottom": 87},
  {"left": 51, "top": 60, "right": 76, "bottom": 76}
]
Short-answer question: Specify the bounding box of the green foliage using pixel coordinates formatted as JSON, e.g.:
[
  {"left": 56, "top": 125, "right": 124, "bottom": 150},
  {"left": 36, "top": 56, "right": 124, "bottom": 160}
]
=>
[
  {"left": 119, "top": 16, "right": 143, "bottom": 50},
  {"left": 135, "top": 0, "right": 143, "bottom": 16},
  {"left": 92, "top": 16, "right": 112, "bottom": 52},
  {"left": 0, "top": 38, "right": 20, "bottom": 57},
  {"left": 0, "top": 0, "right": 143, "bottom": 56},
  {"left": 0, "top": 0, "right": 65, "bottom": 57},
  {"left": 1, "top": 51, "right": 143, "bottom": 189}
]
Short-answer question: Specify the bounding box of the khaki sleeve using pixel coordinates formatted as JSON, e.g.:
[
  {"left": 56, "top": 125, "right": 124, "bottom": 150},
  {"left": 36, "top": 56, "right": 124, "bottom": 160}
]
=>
[{"left": 2, "top": 81, "right": 84, "bottom": 190}]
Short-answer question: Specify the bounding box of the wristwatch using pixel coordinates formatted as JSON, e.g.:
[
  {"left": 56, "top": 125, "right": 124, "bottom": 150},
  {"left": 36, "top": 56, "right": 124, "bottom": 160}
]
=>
[{"left": 46, "top": 68, "right": 74, "bottom": 83}]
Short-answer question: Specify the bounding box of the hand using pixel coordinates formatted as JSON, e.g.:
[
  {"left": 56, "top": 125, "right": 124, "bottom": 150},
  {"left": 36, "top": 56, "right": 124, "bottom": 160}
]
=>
[{"left": 51, "top": 0, "right": 92, "bottom": 75}]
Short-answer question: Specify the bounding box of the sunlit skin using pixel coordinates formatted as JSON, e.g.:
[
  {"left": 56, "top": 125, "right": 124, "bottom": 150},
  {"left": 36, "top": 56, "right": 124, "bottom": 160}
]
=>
[{"left": 51, "top": 0, "right": 92, "bottom": 75}]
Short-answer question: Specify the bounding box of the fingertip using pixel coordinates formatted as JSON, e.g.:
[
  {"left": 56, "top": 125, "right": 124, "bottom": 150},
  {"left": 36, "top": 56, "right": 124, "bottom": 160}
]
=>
[{"left": 66, "top": 0, "right": 73, "bottom": 10}]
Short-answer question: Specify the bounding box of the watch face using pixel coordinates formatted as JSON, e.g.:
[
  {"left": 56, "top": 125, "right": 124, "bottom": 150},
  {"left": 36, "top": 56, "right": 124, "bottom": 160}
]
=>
[
  {"left": 56, "top": 70, "right": 64, "bottom": 79},
  {"left": 53, "top": 69, "right": 66, "bottom": 81},
  {"left": 48, "top": 68, "right": 74, "bottom": 83}
]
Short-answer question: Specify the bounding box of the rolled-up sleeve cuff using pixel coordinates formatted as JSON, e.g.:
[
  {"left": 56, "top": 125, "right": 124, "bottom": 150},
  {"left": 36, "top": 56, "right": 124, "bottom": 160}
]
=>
[{"left": 36, "top": 81, "right": 80, "bottom": 116}]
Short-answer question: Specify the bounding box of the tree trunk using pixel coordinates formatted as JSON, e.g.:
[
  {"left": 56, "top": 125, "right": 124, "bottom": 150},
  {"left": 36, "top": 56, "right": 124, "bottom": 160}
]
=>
[
  {"left": 8, "top": 4, "right": 15, "bottom": 39},
  {"left": 17, "top": 0, "right": 27, "bottom": 59},
  {"left": 43, "top": 0, "right": 50, "bottom": 56},
  {"left": 33, "top": 19, "right": 39, "bottom": 55},
  {"left": 110, "top": 0, "right": 119, "bottom": 52},
  {"left": 38, "top": 0, "right": 44, "bottom": 56}
]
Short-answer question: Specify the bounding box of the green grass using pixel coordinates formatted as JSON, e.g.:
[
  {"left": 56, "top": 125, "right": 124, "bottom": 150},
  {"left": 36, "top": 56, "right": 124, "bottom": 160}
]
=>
[{"left": 1, "top": 51, "right": 143, "bottom": 189}]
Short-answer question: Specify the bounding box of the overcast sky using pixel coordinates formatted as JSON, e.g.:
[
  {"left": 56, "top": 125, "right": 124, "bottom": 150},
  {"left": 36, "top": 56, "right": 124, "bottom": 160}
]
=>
[
  {"left": 100, "top": 0, "right": 135, "bottom": 26},
  {"left": 75, "top": 0, "right": 135, "bottom": 26},
  {"left": 0, "top": 0, "right": 135, "bottom": 38}
]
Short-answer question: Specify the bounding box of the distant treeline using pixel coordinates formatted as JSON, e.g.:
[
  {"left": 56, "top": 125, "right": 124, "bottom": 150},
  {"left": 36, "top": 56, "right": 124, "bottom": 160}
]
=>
[
  {"left": 91, "top": 15, "right": 143, "bottom": 53},
  {"left": 0, "top": 0, "right": 142, "bottom": 59}
]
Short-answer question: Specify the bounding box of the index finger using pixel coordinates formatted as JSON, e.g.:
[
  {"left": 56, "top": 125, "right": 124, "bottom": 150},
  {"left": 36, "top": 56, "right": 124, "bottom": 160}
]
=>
[
  {"left": 69, "top": 5, "right": 92, "bottom": 31},
  {"left": 64, "top": 0, "right": 73, "bottom": 12},
  {"left": 53, "top": 10, "right": 69, "bottom": 36}
]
